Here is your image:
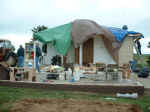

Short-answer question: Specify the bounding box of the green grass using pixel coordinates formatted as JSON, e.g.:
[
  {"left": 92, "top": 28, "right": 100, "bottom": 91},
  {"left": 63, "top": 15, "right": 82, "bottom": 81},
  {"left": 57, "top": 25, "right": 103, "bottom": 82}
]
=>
[
  {"left": 0, "top": 86, "right": 150, "bottom": 112},
  {"left": 133, "top": 54, "right": 150, "bottom": 69}
]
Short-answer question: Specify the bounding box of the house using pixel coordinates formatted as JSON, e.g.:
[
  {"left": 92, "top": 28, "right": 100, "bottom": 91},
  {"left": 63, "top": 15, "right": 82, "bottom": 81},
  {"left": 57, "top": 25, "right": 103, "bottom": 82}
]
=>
[{"left": 33, "top": 19, "right": 143, "bottom": 66}]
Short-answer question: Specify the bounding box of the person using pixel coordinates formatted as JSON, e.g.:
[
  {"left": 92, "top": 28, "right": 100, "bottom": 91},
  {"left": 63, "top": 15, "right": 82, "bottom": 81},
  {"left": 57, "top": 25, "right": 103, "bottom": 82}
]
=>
[
  {"left": 122, "top": 25, "right": 128, "bottom": 30},
  {"left": 135, "top": 38, "right": 142, "bottom": 55},
  {"left": 129, "top": 59, "right": 137, "bottom": 72},
  {"left": 17, "top": 45, "right": 24, "bottom": 67},
  {"left": 35, "top": 43, "right": 42, "bottom": 72}
]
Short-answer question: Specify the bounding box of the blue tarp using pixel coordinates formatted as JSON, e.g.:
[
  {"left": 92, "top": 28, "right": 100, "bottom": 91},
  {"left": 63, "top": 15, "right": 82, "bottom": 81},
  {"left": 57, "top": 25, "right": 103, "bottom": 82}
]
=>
[
  {"left": 108, "top": 27, "right": 144, "bottom": 43},
  {"left": 128, "top": 31, "right": 144, "bottom": 38},
  {"left": 108, "top": 27, "right": 128, "bottom": 42}
]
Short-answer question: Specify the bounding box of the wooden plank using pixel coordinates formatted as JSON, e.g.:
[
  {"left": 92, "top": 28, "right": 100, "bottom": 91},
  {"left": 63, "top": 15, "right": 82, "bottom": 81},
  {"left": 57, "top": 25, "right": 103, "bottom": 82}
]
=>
[
  {"left": 9, "top": 67, "right": 15, "bottom": 81},
  {"left": 9, "top": 67, "right": 35, "bottom": 81},
  {"left": 63, "top": 56, "right": 67, "bottom": 65},
  {"left": 83, "top": 39, "right": 93, "bottom": 65},
  {"left": 75, "top": 47, "right": 80, "bottom": 64}
]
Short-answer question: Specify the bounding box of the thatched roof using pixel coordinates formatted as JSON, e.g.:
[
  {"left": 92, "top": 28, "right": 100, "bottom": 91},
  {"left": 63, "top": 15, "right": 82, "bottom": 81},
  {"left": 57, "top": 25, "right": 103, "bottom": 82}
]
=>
[{"left": 71, "top": 19, "right": 121, "bottom": 63}]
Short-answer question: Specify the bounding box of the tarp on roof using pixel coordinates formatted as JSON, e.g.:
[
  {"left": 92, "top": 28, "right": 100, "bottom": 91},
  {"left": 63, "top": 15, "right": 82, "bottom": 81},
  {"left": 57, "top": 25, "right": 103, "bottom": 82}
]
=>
[
  {"left": 128, "top": 31, "right": 144, "bottom": 38},
  {"left": 108, "top": 27, "right": 144, "bottom": 42},
  {"left": 108, "top": 27, "right": 128, "bottom": 42},
  {"left": 33, "top": 19, "right": 144, "bottom": 64},
  {"left": 33, "top": 23, "right": 72, "bottom": 55}
]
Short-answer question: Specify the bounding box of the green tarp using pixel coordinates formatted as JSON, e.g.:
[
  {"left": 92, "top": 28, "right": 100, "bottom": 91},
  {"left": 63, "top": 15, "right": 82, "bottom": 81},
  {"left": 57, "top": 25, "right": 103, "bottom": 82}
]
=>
[{"left": 33, "top": 23, "right": 72, "bottom": 55}]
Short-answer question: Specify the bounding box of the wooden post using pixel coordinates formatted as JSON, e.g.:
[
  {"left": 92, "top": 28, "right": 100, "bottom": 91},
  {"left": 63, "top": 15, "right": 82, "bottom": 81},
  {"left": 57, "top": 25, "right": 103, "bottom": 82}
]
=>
[
  {"left": 10, "top": 67, "right": 15, "bottom": 81},
  {"left": 122, "top": 64, "right": 126, "bottom": 79},
  {"left": 127, "top": 68, "right": 131, "bottom": 79},
  {"left": 33, "top": 41, "right": 36, "bottom": 69},
  {"left": 122, "top": 64, "right": 131, "bottom": 80},
  {"left": 127, "top": 64, "right": 131, "bottom": 79},
  {"left": 28, "top": 68, "right": 33, "bottom": 81},
  {"left": 79, "top": 45, "right": 82, "bottom": 66},
  {"left": 29, "top": 40, "right": 36, "bottom": 81}
]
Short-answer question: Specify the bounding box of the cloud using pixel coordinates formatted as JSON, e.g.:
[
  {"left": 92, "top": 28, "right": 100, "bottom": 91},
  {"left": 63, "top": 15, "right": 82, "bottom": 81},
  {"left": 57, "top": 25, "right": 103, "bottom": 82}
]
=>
[
  {"left": 1, "top": 0, "right": 149, "bottom": 26},
  {"left": 0, "top": 0, "right": 150, "bottom": 54}
]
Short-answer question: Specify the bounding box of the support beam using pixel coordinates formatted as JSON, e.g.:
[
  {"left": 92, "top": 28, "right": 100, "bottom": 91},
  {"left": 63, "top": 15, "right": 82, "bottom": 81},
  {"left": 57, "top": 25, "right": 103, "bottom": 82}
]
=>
[
  {"left": 33, "top": 41, "right": 36, "bottom": 69},
  {"left": 79, "top": 45, "right": 83, "bottom": 66},
  {"left": 61, "top": 55, "right": 64, "bottom": 65}
]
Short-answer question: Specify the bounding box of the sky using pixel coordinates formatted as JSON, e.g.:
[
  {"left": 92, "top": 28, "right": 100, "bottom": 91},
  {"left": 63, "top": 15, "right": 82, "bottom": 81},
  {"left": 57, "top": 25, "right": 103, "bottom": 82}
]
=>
[{"left": 0, "top": 0, "right": 150, "bottom": 53}]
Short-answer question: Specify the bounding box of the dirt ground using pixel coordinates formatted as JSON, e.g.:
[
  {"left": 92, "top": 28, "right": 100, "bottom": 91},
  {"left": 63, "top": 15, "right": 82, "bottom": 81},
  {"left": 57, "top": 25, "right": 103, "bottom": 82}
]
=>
[{"left": 10, "top": 98, "right": 142, "bottom": 112}]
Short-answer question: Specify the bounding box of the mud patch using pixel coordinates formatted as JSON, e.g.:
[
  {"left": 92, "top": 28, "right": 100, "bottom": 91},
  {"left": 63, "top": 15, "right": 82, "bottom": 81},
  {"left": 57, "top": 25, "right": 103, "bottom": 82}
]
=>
[{"left": 10, "top": 98, "right": 143, "bottom": 112}]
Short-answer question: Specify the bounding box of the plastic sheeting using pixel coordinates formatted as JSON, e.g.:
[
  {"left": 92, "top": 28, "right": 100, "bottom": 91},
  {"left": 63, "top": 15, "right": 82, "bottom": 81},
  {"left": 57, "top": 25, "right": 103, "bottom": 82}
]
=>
[
  {"left": 33, "top": 23, "right": 72, "bottom": 55},
  {"left": 128, "top": 31, "right": 144, "bottom": 38},
  {"left": 108, "top": 27, "right": 128, "bottom": 42},
  {"left": 108, "top": 27, "right": 144, "bottom": 42},
  {"left": 33, "top": 19, "right": 144, "bottom": 63}
]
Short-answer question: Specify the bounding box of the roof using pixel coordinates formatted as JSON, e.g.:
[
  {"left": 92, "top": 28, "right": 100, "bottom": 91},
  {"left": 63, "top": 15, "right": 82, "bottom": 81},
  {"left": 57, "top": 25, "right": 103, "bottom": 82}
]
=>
[
  {"left": 108, "top": 27, "right": 144, "bottom": 42},
  {"left": 34, "top": 19, "right": 144, "bottom": 63},
  {"left": 34, "top": 23, "right": 72, "bottom": 55}
]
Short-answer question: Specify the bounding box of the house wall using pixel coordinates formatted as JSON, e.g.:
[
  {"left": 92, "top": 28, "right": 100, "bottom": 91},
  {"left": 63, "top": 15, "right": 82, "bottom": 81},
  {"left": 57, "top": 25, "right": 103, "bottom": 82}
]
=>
[
  {"left": 66, "top": 37, "right": 116, "bottom": 65},
  {"left": 93, "top": 37, "right": 116, "bottom": 64},
  {"left": 118, "top": 37, "right": 134, "bottom": 65},
  {"left": 41, "top": 42, "right": 75, "bottom": 65},
  {"left": 42, "top": 42, "right": 60, "bottom": 65},
  {"left": 66, "top": 44, "right": 75, "bottom": 64},
  {"left": 42, "top": 36, "right": 133, "bottom": 65}
]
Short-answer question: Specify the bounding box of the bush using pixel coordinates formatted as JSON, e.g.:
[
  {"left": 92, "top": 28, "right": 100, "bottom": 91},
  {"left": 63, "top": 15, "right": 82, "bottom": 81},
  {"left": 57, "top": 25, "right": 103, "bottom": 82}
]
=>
[{"left": 136, "top": 64, "right": 143, "bottom": 69}]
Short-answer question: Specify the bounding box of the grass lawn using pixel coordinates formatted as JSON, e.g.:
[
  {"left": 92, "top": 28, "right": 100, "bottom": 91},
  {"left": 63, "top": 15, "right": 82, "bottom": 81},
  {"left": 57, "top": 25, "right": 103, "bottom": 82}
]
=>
[
  {"left": 0, "top": 86, "right": 150, "bottom": 112},
  {"left": 134, "top": 54, "right": 150, "bottom": 69}
]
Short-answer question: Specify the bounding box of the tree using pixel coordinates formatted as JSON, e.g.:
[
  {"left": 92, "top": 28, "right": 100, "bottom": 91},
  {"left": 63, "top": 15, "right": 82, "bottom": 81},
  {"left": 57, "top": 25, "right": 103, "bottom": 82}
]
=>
[
  {"left": 31, "top": 25, "right": 48, "bottom": 41},
  {"left": 32, "top": 25, "right": 48, "bottom": 33},
  {"left": 31, "top": 25, "right": 48, "bottom": 54},
  {"left": 148, "top": 42, "right": 150, "bottom": 48}
]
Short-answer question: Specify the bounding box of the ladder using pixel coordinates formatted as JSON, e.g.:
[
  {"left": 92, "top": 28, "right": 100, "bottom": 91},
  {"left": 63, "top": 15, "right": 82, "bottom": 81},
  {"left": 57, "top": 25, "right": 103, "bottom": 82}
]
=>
[{"left": 132, "top": 39, "right": 145, "bottom": 66}]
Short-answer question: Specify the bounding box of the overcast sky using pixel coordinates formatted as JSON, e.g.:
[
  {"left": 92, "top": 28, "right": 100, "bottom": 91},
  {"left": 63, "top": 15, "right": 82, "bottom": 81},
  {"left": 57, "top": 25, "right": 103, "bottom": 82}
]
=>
[{"left": 0, "top": 0, "right": 150, "bottom": 53}]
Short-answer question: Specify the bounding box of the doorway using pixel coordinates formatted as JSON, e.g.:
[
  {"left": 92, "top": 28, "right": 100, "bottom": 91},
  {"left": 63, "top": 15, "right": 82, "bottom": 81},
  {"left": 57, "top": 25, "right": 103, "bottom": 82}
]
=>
[{"left": 82, "top": 38, "right": 93, "bottom": 65}]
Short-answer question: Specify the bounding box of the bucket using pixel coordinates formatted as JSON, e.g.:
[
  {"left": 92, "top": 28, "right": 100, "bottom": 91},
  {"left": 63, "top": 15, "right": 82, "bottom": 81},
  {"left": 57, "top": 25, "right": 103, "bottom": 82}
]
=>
[{"left": 73, "top": 71, "right": 80, "bottom": 81}]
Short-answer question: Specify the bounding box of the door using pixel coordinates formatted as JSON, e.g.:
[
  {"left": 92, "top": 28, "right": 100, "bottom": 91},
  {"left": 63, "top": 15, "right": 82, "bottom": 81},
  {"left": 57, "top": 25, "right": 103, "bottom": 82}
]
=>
[
  {"left": 75, "top": 47, "right": 80, "bottom": 64},
  {"left": 83, "top": 38, "right": 93, "bottom": 65}
]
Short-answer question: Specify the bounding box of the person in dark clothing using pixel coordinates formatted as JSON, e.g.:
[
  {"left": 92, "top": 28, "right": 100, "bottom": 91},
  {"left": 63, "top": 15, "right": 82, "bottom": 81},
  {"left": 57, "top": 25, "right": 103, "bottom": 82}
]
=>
[
  {"left": 17, "top": 45, "right": 25, "bottom": 67},
  {"left": 35, "top": 43, "right": 42, "bottom": 72},
  {"left": 135, "top": 38, "right": 142, "bottom": 55}
]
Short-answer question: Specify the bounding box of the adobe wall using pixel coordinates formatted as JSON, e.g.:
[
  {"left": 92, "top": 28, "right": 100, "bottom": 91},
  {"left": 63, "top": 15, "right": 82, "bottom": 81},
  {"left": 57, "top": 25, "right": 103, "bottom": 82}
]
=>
[
  {"left": 119, "top": 37, "right": 134, "bottom": 66},
  {"left": 93, "top": 37, "right": 115, "bottom": 64}
]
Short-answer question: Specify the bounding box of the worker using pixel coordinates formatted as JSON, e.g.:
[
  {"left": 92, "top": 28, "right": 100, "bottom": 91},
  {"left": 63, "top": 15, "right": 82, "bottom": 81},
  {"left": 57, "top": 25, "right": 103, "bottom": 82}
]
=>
[
  {"left": 135, "top": 38, "right": 142, "bottom": 55},
  {"left": 17, "top": 45, "right": 25, "bottom": 67},
  {"left": 122, "top": 25, "right": 128, "bottom": 30},
  {"left": 35, "top": 43, "right": 42, "bottom": 72}
]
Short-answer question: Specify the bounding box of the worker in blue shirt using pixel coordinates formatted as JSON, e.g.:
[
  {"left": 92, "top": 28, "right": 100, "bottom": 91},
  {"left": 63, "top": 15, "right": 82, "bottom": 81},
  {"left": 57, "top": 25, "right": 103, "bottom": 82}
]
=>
[
  {"left": 35, "top": 43, "right": 42, "bottom": 72},
  {"left": 17, "top": 45, "right": 24, "bottom": 67}
]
